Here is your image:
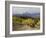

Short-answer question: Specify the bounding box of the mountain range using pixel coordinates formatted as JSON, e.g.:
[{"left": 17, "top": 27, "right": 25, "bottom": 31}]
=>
[{"left": 13, "top": 12, "right": 40, "bottom": 18}]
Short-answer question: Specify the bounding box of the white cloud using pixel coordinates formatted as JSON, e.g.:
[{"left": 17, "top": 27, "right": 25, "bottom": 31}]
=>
[{"left": 12, "top": 7, "right": 40, "bottom": 15}]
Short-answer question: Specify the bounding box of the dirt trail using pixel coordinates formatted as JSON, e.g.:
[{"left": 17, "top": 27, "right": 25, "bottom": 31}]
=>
[{"left": 13, "top": 24, "right": 40, "bottom": 31}]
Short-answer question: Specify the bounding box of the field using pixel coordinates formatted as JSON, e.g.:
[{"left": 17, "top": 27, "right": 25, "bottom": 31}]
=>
[{"left": 12, "top": 16, "right": 40, "bottom": 31}]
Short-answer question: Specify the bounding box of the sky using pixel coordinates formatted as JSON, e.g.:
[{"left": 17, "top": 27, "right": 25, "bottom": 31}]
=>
[{"left": 12, "top": 7, "right": 40, "bottom": 15}]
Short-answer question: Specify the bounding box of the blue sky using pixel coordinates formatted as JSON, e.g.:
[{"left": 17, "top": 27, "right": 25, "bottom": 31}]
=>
[{"left": 12, "top": 7, "right": 40, "bottom": 15}]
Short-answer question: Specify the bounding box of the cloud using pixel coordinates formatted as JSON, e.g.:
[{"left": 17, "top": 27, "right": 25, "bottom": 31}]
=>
[{"left": 12, "top": 7, "right": 40, "bottom": 15}]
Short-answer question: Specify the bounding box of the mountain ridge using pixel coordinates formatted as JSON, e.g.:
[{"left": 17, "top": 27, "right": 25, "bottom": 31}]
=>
[{"left": 13, "top": 12, "right": 40, "bottom": 18}]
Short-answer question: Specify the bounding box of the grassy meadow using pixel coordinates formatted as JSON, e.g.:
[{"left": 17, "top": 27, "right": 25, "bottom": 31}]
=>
[{"left": 12, "top": 16, "right": 40, "bottom": 31}]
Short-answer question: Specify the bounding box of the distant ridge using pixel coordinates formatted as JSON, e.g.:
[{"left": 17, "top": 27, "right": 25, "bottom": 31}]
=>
[{"left": 13, "top": 12, "right": 40, "bottom": 18}]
